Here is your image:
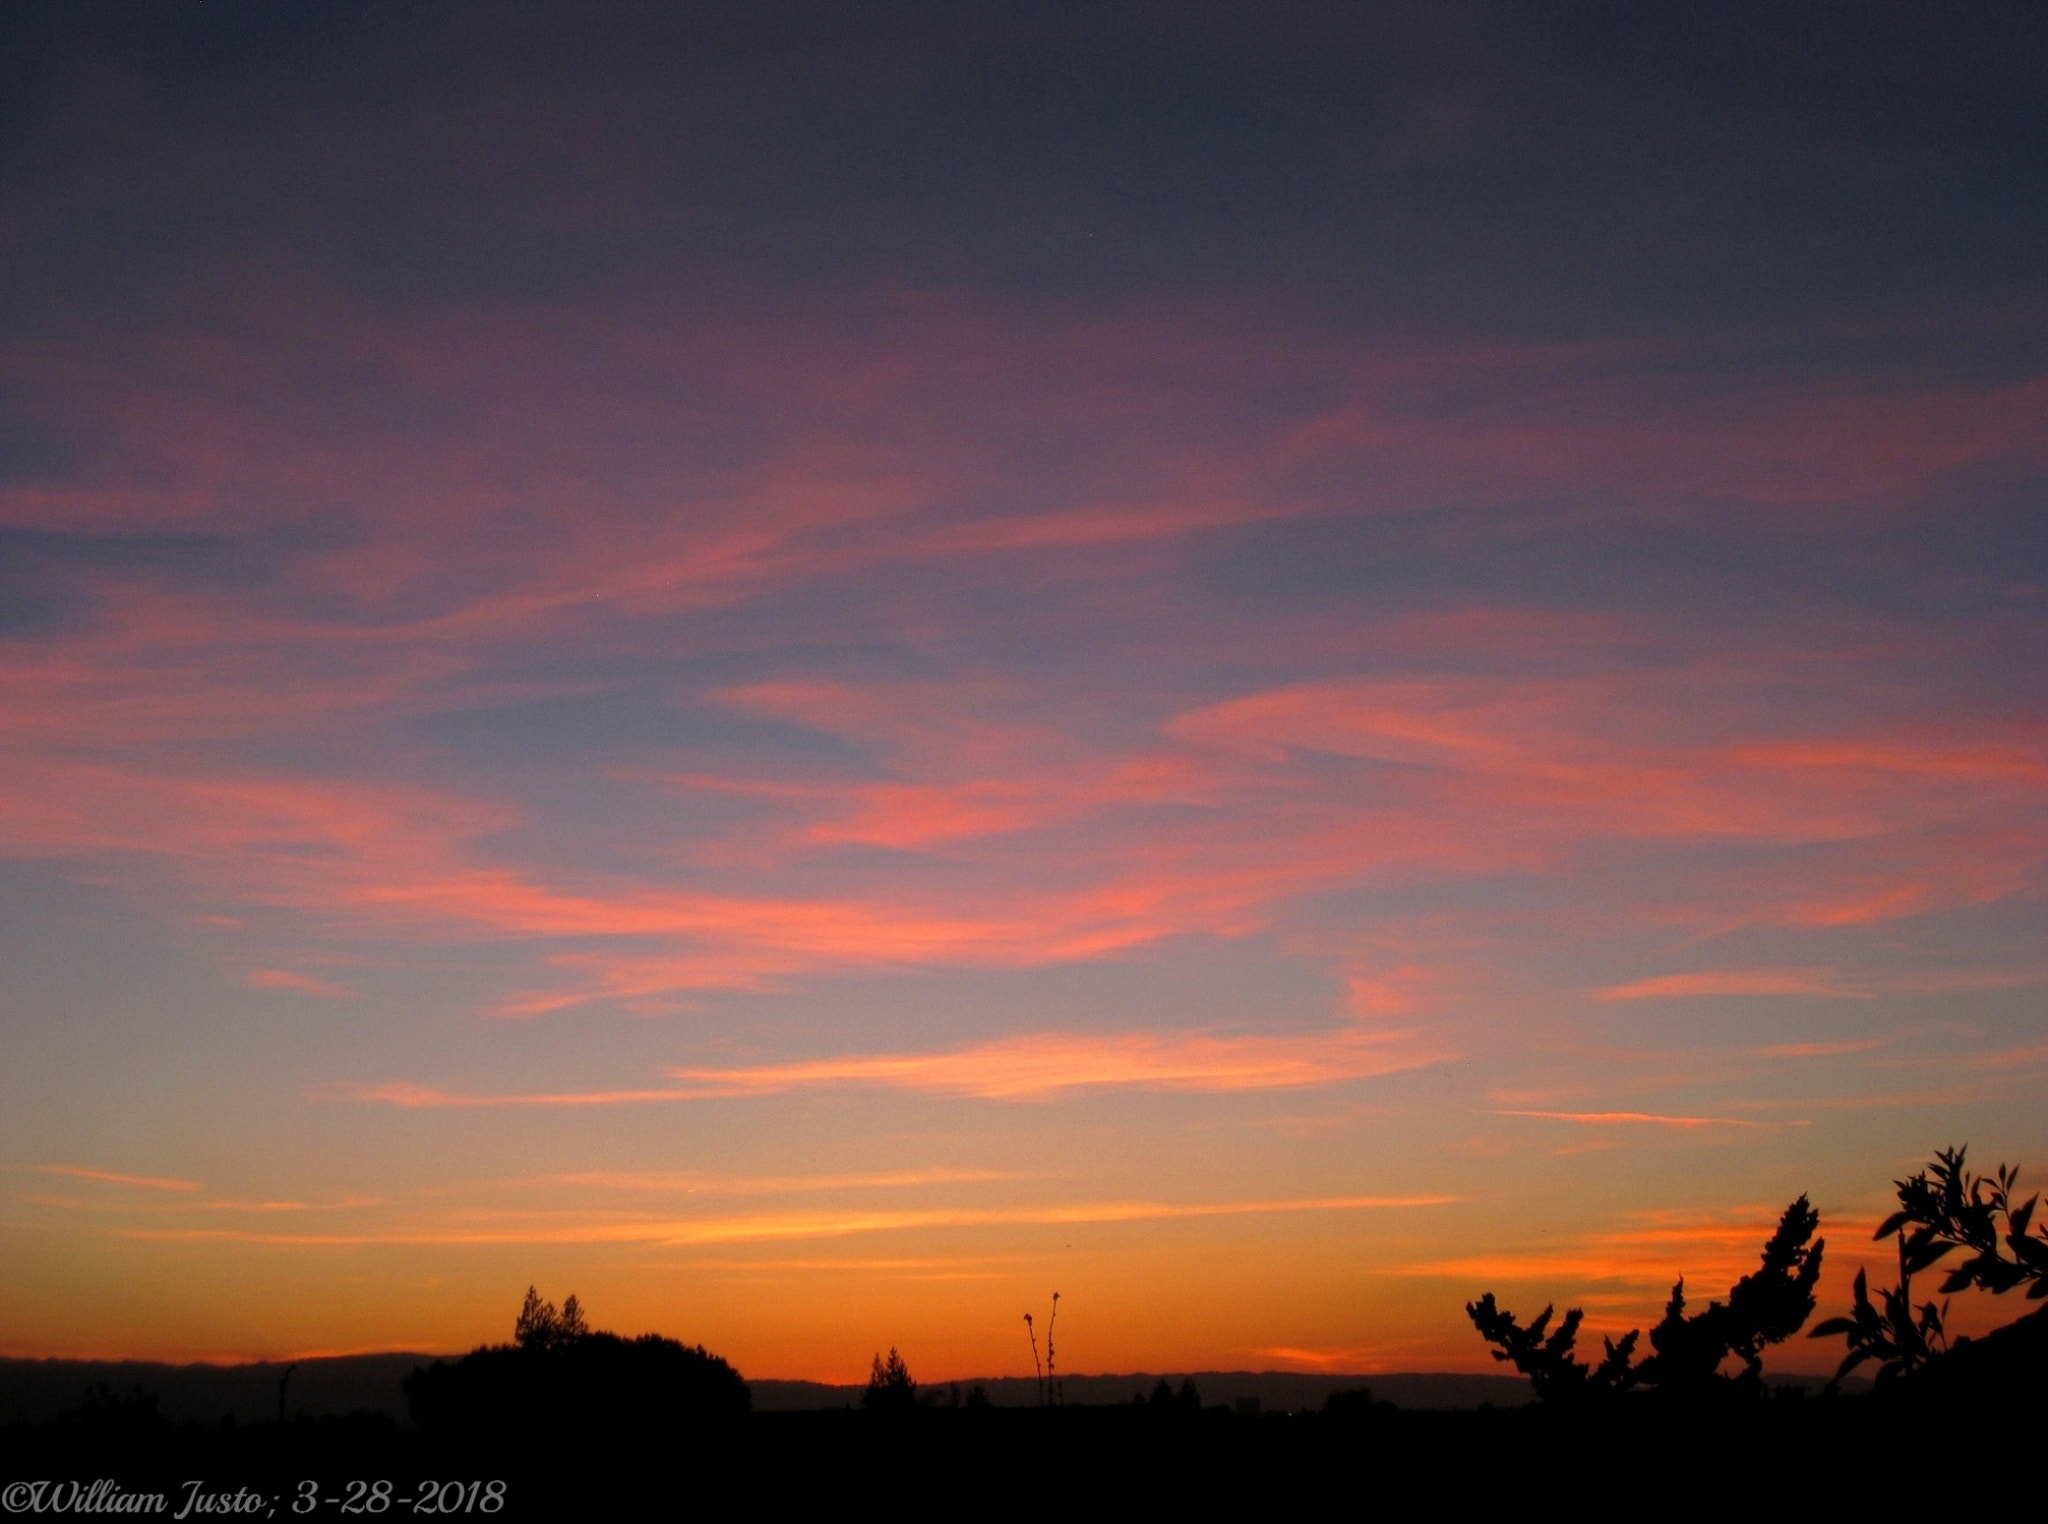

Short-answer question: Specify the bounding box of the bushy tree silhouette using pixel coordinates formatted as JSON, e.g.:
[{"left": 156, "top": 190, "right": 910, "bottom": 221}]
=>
[
  {"left": 1465, "top": 1296, "right": 1641, "bottom": 1402},
  {"left": 407, "top": 1289, "right": 748, "bottom": 1447},
  {"left": 1468, "top": 1196, "right": 1823, "bottom": 1402},
  {"left": 1636, "top": 1195, "right": 1825, "bottom": 1396}
]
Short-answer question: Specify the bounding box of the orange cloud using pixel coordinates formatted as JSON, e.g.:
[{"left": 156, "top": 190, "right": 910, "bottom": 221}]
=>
[
  {"left": 667, "top": 1027, "right": 1447, "bottom": 1101},
  {"left": 1492, "top": 1111, "right": 1781, "bottom": 1129},
  {"left": 243, "top": 969, "right": 358, "bottom": 999},
  {"left": 111, "top": 1192, "right": 1455, "bottom": 1249},
  {"left": 1601, "top": 965, "right": 2048, "bottom": 1002},
  {"left": 540, "top": 1168, "right": 1021, "bottom": 1195},
  {"left": 1402, "top": 1207, "right": 1844, "bottom": 1293},
  {"left": 38, "top": 1166, "right": 200, "bottom": 1192},
  {"left": 357, "top": 1025, "right": 1447, "bottom": 1107},
  {"left": 1595, "top": 970, "right": 1863, "bottom": 1000},
  {"left": 1754, "top": 1039, "right": 1889, "bottom": 1058}
]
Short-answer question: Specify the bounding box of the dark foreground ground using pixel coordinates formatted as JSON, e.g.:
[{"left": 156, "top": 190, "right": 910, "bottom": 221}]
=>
[
  {"left": 0, "top": 1356, "right": 1541, "bottom": 1423},
  {"left": 4, "top": 1392, "right": 2038, "bottom": 1516}
]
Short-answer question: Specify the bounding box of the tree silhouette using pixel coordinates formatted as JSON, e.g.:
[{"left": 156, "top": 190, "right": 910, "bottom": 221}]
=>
[
  {"left": 1465, "top": 1295, "right": 1641, "bottom": 1403},
  {"left": 1143, "top": 1376, "right": 1202, "bottom": 1417},
  {"left": 408, "top": 1288, "right": 748, "bottom": 1444},
  {"left": 1468, "top": 1196, "right": 1823, "bottom": 1402},
  {"left": 514, "top": 1285, "right": 588, "bottom": 1350},
  {"left": 1635, "top": 1195, "right": 1825, "bottom": 1396},
  {"left": 863, "top": 1347, "right": 917, "bottom": 1412}
]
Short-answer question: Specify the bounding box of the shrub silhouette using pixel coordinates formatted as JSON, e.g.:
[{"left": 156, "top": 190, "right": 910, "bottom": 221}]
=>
[
  {"left": 1468, "top": 1195, "right": 1823, "bottom": 1402},
  {"left": 405, "top": 1289, "right": 748, "bottom": 1446},
  {"left": 65, "top": 1384, "right": 169, "bottom": 1440},
  {"left": 1812, "top": 1145, "right": 2048, "bottom": 1392},
  {"left": 1141, "top": 1376, "right": 1201, "bottom": 1417},
  {"left": 862, "top": 1347, "right": 917, "bottom": 1412},
  {"left": 1323, "top": 1386, "right": 1379, "bottom": 1420}
]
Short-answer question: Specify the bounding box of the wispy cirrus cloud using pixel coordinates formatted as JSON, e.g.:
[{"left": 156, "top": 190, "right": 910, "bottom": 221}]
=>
[
  {"left": 1754, "top": 1039, "right": 1890, "bottom": 1059},
  {"left": 32, "top": 1166, "right": 200, "bottom": 1192},
  {"left": 1596, "top": 970, "right": 1869, "bottom": 1001},
  {"left": 1600, "top": 966, "right": 2048, "bottom": 1002},
  {"left": 1491, "top": 1111, "right": 1785, "bottom": 1130},
  {"left": 666, "top": 1026, "right": 1446, "bottom": 1101},
  {"left": 110, "top": 1192, "right": 1456, "bottom": 1250},
  {"left": 3, "top": 306, "right": 2043, "bottom": 1029},
  {"left": 243, "top": 969, "right": 358, "bottom": 999},
  {"left": 1398, "top": 1207, "right": 1848, "bottom": 1294},
  {"left": 356, "top": 1024, "right": 1447, "bottom": 1107},
  {"left": 538, "top": 1168, "right": 1021, "bottom": 1195}
]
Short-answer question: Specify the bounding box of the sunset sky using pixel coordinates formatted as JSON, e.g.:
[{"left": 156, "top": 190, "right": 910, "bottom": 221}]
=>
[{"left": 2, "top": 3, "right": 2044, "bottom": 1381}]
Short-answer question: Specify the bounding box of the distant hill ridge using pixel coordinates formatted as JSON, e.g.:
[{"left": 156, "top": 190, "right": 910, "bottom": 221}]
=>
[
  {"left": 0, "top": 1354, "right": 429, "bottom": 1426},
  {"left": 0, "top": 1354, "right": 1540, "bottom": 1424},
  {"left": 750, "top": 1370, "right": 1538, "bottom": 1412}
]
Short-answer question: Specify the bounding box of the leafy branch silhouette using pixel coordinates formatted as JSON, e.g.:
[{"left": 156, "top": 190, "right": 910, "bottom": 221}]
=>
[{"left": 1811, "top": 1146, "right": 2047, "bottom": 1385}]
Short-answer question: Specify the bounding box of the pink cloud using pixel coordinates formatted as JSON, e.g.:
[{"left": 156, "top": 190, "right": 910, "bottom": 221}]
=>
[
  {"left": 1491, "top": 1111, "right": 1782, "bottom": 1129},
  {"left": 356, "top": 1023, "right": 1448, "bottom": 1107},
  {"left": 106, "top": 1192, "right": 1457, "bottom": 1250},
  {"left": 667, "top": 1026, "right": 1447, "bottom": 1101},
  {"left": 1, "top": 296, "right": 2041, "bottom": 1039},
  {"left": 243, "top": 969, "right": 358, "bottom": 999},
  {"left": 1755, "top": 1039, "right": 1889, "bottom": 1058},
  {"left": 1595, "top": 970, "right": 1865, "bottom": 1001}
]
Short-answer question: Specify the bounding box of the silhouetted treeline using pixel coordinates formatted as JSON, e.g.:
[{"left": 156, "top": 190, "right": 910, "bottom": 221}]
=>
[
  {"left": 1469, "top": 1146, "right": 2048, "bottom": 1407},
  {"left": 10, "top": 1380, "right": 2038, "bottom": 1513}
]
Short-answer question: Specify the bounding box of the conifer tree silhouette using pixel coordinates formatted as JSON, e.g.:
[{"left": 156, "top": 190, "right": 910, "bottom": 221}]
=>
[{"left": 863, "top": 1347, "right": 918, "bottom": 1412}]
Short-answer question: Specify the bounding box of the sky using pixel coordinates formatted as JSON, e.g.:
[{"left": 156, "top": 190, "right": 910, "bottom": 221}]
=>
[{"left": 1, "top": 2, "right": 2044, "bottom": 1381}]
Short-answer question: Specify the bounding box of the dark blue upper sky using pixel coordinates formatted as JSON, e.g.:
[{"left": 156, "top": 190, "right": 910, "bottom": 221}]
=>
[{"left": 4, "top": 2, "right": 2045, "bottom": 337}]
